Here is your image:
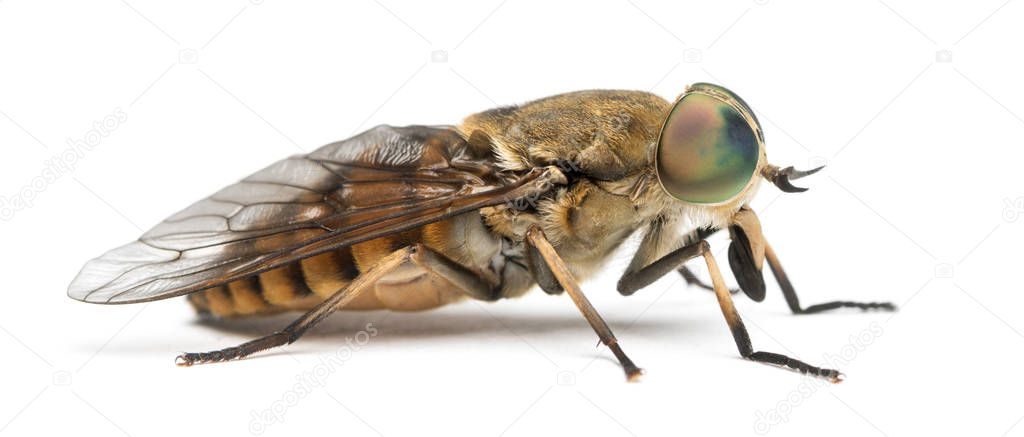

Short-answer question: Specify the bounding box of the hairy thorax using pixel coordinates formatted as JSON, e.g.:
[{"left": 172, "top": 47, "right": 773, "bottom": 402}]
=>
[
  {"left": 457, "top": 90, "right": 674, "bottom": 281},
  {"left": 457, "top": 89, "right": 755, "bottom": 283}
]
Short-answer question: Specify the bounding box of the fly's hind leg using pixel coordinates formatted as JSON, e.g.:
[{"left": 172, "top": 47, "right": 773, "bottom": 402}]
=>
[
  {"left": 412, "top": 245, "right": 501, "bottom": 302},
  {"left": 176, "top": 248, "right": 411, "bottom": 366},
  {"left": 176, "top": 244, "right": 498, "bottom": 366}
]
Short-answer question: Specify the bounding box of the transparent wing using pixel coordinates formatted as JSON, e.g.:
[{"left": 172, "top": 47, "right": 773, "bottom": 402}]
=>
[{"left": 69, "top": 125, "right": 553, "bottom": 304}]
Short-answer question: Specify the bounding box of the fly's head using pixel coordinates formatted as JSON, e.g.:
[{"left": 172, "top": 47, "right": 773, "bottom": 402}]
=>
[{"left": 653, "top": 83, "right": 824, "bottom": 301}]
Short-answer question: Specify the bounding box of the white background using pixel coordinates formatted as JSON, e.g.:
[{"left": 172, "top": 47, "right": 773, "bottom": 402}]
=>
[{"left": 2, "top": 1, "right": 1023, "bottom": 436}]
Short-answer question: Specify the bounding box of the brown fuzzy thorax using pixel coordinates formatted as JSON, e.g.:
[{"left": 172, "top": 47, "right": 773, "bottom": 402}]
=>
[
  {"left": 459, "top": 89, "right": 671, "bottom": 179},
  {"left": 459, "top": 89, "right": 755, "bottom": 258}
]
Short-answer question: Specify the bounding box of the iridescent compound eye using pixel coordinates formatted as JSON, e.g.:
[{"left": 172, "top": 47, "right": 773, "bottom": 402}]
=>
[{"left": 656, "top": 86, "right": 760, "bottom": 204}]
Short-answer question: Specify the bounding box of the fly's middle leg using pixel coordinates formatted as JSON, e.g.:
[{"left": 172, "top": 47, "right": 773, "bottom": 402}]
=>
[{"left": 526, "top": 225, "right": 643, "bottom": 382}]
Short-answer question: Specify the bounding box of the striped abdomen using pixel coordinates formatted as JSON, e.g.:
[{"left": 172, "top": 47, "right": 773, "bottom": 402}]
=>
[{"left": 187, "top": 219, "right": 482, "bottom": 316}]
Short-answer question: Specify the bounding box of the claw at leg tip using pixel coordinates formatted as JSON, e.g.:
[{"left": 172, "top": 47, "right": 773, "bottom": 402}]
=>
[
  {"left": 626, "top": 368, "right": 645, "bottom": 382},
  {"left": 831, "top": 372, "right": 846, "bottom": 384}
]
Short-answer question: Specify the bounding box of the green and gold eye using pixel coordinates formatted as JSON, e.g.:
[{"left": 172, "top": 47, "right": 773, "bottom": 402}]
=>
[{"left": 656, "top": 84, "right": 761, "bottom": 204}]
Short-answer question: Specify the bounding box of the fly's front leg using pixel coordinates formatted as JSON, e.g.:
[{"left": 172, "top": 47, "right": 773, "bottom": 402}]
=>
[
  {"left": 701, "top": 249, "right": 843, "bottom": 382},
  {"left": 678, "top": 265, "right": 740, "bottom": 294},
  {"left": 617, "top": 241, "right": 709, "bottom": 295},
  {"left": 764, "top": 242, "right": 895, "bottom": 314},
  {"left": 676, "top": 223, "right": 895, "bottom": 313},
  {"left": 617, "top": 223, "right": 737, "bottom": 295},
  {"left": 651, "top": 227, "right": 740, "bottom": 295},
  {"left": 617, "top": 226, "right": 848, "bottom": 381},
  {"left": 618, "top": 217, "right": 714, "bottom": 295},
  {"left": 525, "top": 225, "right": 643, "bottom": 381}
]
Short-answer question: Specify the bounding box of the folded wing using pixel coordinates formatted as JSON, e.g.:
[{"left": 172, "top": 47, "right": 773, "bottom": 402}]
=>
[{"left": 69, "top": 125, "right": 546, "bottom": 304}]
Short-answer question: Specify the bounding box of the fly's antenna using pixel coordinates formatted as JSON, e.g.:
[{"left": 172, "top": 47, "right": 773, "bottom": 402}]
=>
[{"left": 761, "top": 164, "right": 824, "bottom": 193}]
